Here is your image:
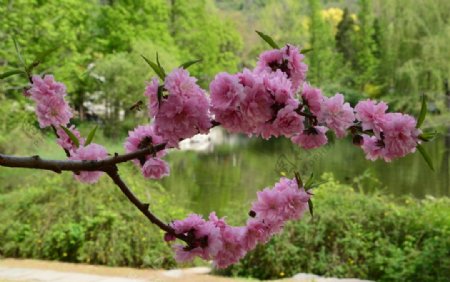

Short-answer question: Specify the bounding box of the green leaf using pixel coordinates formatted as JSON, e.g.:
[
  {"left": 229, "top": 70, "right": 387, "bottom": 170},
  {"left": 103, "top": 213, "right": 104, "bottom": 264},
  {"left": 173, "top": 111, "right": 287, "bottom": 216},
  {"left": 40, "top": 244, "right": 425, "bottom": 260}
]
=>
[
  {"left": 417, "top": 144, "right": 434, "bottom": 171},
  {"left": 180, "top": 59, "right": 202, "bottom": 69},
  {"left": 61, "top": 126, "right": 80, "bottom": 148},
  {"left": 85, "top": 125, "right": 98, "bottom": 146},
  {"left": 156, "top": 52, "right": 166, "bottom": 78},
  {"left": 308, "top": 199, "right": 314, "bottom": 217},
  {"left": 308, "top": 181, "right": 328, "bottom": 189},
  {"left": 305, "top": 173, "right": 314, "bottom": 189},
  {"left": 0, "top": 69, "right": 26, "bottom": 80},
  {"left": 419, "top": 130, "right": 438, "bottom": 142},
  {"left": 255, "top": 30, "right": 280, "bottom": 49},
  {"left": 416, "top": 94, "right": 427, "bottom": 128},
  {"left": 141, "top": 55, "right": 165, "bottom": 80},
  {"left": 13, "top": 37, "right": 27, "bottom": 68},
  {"left": 301, "top": 48, "right": 313, "bottom": 54},
  {"left": 294, "top": 171, "right": 303, "bottom": 187}
]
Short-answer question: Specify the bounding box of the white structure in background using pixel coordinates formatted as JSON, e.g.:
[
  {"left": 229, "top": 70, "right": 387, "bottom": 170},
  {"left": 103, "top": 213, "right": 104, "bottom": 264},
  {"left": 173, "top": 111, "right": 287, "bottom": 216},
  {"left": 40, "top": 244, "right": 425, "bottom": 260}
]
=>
[{"left": 178, "top": 127, "right": 239, "bottom": 152}]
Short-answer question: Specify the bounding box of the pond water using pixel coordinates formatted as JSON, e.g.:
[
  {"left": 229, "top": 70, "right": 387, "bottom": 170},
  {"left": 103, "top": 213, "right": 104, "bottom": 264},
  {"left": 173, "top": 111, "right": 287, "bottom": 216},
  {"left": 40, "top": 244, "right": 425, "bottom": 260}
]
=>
[{"left": 162, "top": 128, "right": 450, "bottom": 216}]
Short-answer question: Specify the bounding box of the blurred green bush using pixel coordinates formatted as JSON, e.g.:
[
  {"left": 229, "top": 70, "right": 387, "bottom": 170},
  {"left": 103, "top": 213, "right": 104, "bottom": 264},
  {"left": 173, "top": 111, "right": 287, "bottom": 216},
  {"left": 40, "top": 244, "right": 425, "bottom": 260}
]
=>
[{"left": 0, "top": 166, "right": 187, "bottom": 269}]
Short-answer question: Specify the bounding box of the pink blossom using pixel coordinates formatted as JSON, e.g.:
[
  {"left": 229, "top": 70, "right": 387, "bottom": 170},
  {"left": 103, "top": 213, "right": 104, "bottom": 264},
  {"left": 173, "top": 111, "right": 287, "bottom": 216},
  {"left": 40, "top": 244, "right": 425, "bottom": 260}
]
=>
[
  {"left": 141, "top": 158, "right": 170, "bottom": 179},
  {"left": 56, "top": 125, "right": 85, "bottom": 151},
  {"left": 237, "top": 68, "right": 258, "bottom": 88},
  {"left": 164, "top": 67, "right": 199, "bottom": 98},
  {"left": 251, "top": 188, "right": 285, "bottom": 222},
  {"left": 34, "top": 95, "right": 73, "bottom": 128},
  {"left": 212, "top": 108, "right": 245, "bottom": 133},
  {"left": 210, "top": 73, "right": 247, "bottom": 133},
  {"left": 241, "top": 82, "right": 274, "bottom": 129},
  {"left": 263, "top": 70, "right": 294, "bottom": 104},
  {"left": 69, "top": 143, "right": 108, "bottom": 184},
  {"left": 210, "top": 72, "right": 244, "bottom": 110},
  {"left": 172, "top": 214, "right": 206, "bottom": 234},
  {"left": 213, "top": 226, "right": 247, "bottom": 269},
  {"left": 255, "top": 44, "right": 308, "bottom": 92},
  {"left": 243, "top": 218, "right": 272, "bottom": 249},
  {"left": 144, "top": 78, "right": 160, "bottom": 117},
  {"left": 318, "top": 93, "right": 355, "bottom": 138},
  {"left": 361, "top": 135, "right": 385, "bottom": 161},
  {"left": 271, "top": 103, "right": 304, "bottom": 138},
  {"left": 208, "top": 212, "right": 228, "bottom": 230},
  {"left": 173, "top": 245, "right": 204, "bottom": 262},
  {"left": 291, "top": 126, "right": 328, "bottom": 149},
  {"left": 301, "top": 82, "right": 324, "bottom": 115},
  {"left": 355, "top": 99, "right": 388, "bottom": 135},
  {"left": 382, "top": 113, "right": 419, "bottom": 160},
  {"left": 124, "top": 125, "right": 166, "bottom": 167},
  {"left": 28, "top": 75, "right": 67, "bottom": 102},
  {"left": 154, "top": 68, "right": 211, "bottom": 147},
  {"left": 27, "top": 75, "right": 73, "bottom": 128},
  {"left": 171, "top": 214, "right": 222, "bottom": 261}
]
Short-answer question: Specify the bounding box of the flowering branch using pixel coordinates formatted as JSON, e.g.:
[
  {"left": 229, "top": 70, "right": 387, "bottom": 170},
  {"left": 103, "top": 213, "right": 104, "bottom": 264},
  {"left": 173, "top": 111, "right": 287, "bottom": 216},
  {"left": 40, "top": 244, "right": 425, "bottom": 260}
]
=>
[{"left": 0, "top": 32, "right": 436, "bottom": 269}]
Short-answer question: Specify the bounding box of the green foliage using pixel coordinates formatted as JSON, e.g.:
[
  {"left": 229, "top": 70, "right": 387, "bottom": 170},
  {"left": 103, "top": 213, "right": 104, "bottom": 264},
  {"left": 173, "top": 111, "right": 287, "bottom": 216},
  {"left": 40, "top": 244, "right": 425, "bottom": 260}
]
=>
[
  {"left": 218, "top": 174, "right": 450, "bottom": 281},
  {"left": 0, "top": 0, "right": 243, "bottom": 126},
  {"left": 0, "top": 166, "right": 188, "bottom": 268}
]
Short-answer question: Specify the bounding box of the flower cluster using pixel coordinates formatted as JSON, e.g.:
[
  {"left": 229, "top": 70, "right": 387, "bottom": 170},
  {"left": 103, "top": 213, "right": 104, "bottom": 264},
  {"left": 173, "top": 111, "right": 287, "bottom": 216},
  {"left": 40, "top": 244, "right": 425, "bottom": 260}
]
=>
[
  {"left": 124, "top": 125, "right": 169, "bottom": 179},
  {"left": 27, "top": 75, "right": 109, "bottom": 183},
  {"left": 207, "top": 45, "right": 420, "bottom": 162},
  {"left": 27, "top": 75, "right": 73, "bottom": 128},
  {"left": 145, "top": 68, "right": 211, "bottom": 147},
  {"left": 210, "top": 45, "right": 307, "bottom": 139},
  {"left": 355, "top": 100, "right": 420, "bottom": 161},
  {"left": 166, "top": 177, "right": 310, "bottom": 268}
]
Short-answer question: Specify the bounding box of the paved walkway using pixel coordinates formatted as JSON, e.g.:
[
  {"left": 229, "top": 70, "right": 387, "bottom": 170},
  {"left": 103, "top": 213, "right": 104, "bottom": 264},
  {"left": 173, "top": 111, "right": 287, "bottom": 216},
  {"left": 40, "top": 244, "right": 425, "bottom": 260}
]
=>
[
  {"left": 0, "top": 267, "right": 145, "bottom": 282},
  {"left": 0, "top": 259, "right": 373, "bottom": 282}
]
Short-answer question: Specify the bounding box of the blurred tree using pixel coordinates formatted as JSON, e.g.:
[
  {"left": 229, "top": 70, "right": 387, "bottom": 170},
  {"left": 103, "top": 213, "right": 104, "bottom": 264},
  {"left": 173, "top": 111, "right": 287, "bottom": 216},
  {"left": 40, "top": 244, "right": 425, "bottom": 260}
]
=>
[
  {"left": 307, "top": 0, "right": 343, "bottom": 85},
  {"left": 168, "top": 0, "right": 243, "bottom": 83},
  {"left": 353, "top": 0, "right": 379, "bottom": 91}
]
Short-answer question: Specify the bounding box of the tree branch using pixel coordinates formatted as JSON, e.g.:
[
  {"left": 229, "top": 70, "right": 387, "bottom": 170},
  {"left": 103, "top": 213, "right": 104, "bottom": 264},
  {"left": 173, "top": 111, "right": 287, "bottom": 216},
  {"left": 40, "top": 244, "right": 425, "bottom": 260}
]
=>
[
  {"left": 0, "top": 143, "right": 167, "bottom": 173},
  {"left": 105, "top": 166, "right": 189, "bottom": 243}
]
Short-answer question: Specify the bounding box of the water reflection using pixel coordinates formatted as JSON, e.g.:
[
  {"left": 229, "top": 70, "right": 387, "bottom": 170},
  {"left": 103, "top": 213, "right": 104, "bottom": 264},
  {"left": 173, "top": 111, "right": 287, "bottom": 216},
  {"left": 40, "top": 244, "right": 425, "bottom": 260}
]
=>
[{"left": 163, "top": 129, "right": 449, "bottom": 216}]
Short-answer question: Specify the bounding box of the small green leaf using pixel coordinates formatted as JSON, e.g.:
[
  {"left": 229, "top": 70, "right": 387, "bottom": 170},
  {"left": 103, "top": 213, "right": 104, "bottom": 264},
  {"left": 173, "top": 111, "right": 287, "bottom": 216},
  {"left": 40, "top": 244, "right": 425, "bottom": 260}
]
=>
[
  {"left": 255, "top": 30, "right": 280, "bottom": 49},
  {"left": 13, "top": 37, "right": 27, "bottom": 68},
  {"left": 419, "top": 130, "right": 438, "bottom": 142},
  {"left": 305, "top": 173, "right": 314, "bottom": 189},
  {"left": 417, "top": 144, "right": 434, "bottom": 171},
  {"left": 294, "top": 171, "right": 303, "bottom": 187},
  {"left": 85, "top": 125, "right": 98, "bottom": 146},
  {"left": 141, "top": 55, "right": 165, "bottom": 80},
  {"left": 308, "top": 199, "right": 314, "bottom": 217},
  {"left": 61, "top": 126, "right": 80, "bottom": 148},
  {"left": 156, "top": 52, "right": 166, "bottom": 78},
  {"left": 308, "top": 181, "right": 328, "bottom": 189},
  {"left": 180, "top": 59, "right": 202, "bottom": 69},
  {"left": 416, "top": 94, "right": 427, "bottom": 128},
  {"left": 0, "top": 69, "right": 26, "bottom": 80},
  {"left": 301, "top": 48, "right": 313, "bottom": 54}
]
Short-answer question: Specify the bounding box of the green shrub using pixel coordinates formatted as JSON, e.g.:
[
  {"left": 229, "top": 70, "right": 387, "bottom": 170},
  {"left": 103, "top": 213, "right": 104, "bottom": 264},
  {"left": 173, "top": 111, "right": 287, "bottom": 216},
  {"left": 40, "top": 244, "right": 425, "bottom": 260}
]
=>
[
  {"left": 218, "top": 174, "right": 450, "bottom": 281},
  {"left": 0, "top": 165, "right": 188, "bottom": 269}
]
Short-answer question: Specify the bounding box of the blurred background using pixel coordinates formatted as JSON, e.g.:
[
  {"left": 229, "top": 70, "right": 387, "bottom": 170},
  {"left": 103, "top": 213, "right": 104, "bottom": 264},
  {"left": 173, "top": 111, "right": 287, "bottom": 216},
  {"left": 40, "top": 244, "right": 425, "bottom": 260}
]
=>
[{"left": 0, "top": 0, "right": 449, "bottom": 281}]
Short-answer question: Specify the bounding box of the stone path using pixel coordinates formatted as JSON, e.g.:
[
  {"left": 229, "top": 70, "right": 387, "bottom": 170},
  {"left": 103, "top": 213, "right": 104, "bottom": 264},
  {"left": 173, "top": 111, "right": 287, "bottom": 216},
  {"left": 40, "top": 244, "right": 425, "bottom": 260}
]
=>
[
  {"left": 0, "top": 267, "right": 145, "bottom": 282},
  {"left": 0, "top": 259, "right": 373, "bottom": 282}
]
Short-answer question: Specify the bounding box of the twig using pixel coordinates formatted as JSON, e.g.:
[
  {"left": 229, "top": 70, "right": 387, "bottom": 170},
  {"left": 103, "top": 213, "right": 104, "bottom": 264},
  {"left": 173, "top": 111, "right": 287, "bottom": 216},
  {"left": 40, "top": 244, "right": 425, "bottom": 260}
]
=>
[{"left": 105, "top": 166, "right": 190, "bottom": 243}]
